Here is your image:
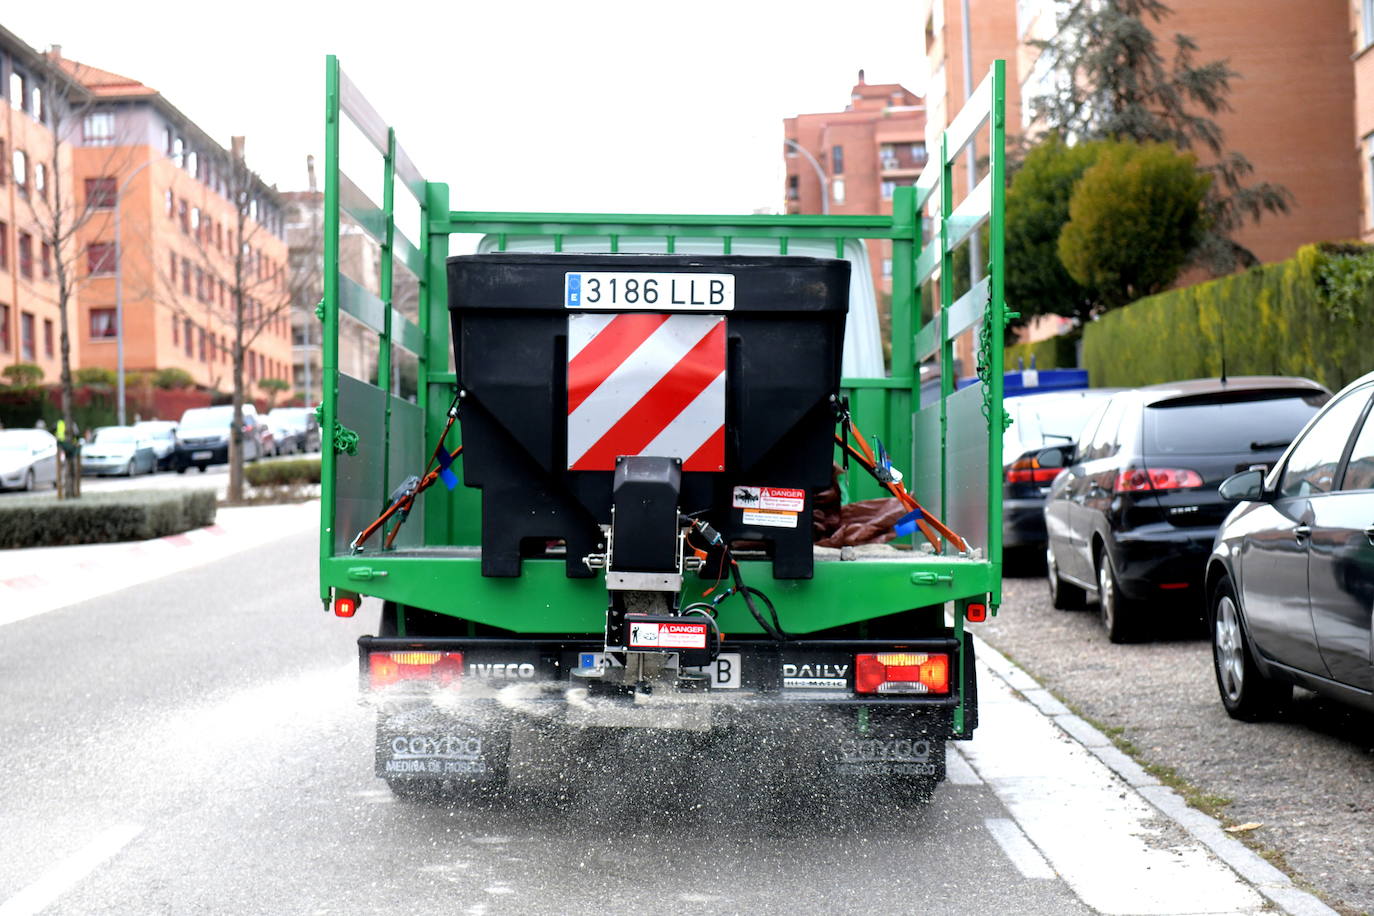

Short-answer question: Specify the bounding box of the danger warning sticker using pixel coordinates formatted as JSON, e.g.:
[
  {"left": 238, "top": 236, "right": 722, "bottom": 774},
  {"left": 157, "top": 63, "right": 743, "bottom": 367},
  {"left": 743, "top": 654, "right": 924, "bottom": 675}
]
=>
[
  {"left": 732, "top": 486, "right": 806, "bottom": 512},
  {"left": 742, "top": 508, "right": 799, "bottom": 529},
  {"left": 629, "top": 621, "right": 708, "bottom": 650}
]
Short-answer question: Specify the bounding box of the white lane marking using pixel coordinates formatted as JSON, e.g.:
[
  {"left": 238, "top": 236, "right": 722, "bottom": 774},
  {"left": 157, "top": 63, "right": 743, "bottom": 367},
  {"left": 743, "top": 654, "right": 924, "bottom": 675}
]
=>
[
  {"left": 944, "top": 743, "right": 983, "bottom": 785},
  {"left": 984, "top": 818, "right": 1055, "bottom": 880},
  {"left": 0, "top": 823, "right": 143, "bottom": 916}
]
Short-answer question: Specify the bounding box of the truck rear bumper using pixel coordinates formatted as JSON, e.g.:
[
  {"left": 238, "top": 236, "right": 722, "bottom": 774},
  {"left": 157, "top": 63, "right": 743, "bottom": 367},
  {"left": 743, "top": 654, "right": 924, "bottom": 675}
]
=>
[{"left": 360, "top": 634, "right": 977, "bottom": 782}]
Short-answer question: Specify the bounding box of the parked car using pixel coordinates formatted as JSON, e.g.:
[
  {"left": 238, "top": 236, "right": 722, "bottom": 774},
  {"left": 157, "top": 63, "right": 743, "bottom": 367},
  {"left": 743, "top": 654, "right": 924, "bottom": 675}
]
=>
[
  {"left": 81, "top": 426, "right": 158, "bottom": 476},
  {"left": 173, "top": 405, "right": 263, "bottom": 472},
  {"left": 254, "top": 416, "right": 277, "bottom": 458},
  {"left": 1043, "top": 376, "right": 1330, "bottom": 642},
  {"left": 132, "top": 420, "right": 178, "bottom": 470},
  {"left": 1003, "top": 388, "right": 1120, "bottom": 555},
  {"left": 0, "top": 429, "right": 58, "bottom": 490},
  {"left": 266, "top": 407, "right": 321, "bottom": 454},
  {"left": 1206, "top": 371, "right": 1374, "bottom": 719}
]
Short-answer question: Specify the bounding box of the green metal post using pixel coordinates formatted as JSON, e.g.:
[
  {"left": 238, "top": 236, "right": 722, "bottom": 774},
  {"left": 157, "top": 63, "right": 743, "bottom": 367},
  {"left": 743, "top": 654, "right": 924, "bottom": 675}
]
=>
[
  {"left": 987, "top": 59, "right": 1007, "bottom": 608},
  {"left": 378, "top": 128, "right": 396, "bottom": 505},
  {"left": 320, "top": 56, "right": 342, "bottom": 602},
  {"left": 938, "top": 133, "right": 954, "bottom": 527},
  {"left": 889, "top": 186, "right": 917, "bottom": 542}
]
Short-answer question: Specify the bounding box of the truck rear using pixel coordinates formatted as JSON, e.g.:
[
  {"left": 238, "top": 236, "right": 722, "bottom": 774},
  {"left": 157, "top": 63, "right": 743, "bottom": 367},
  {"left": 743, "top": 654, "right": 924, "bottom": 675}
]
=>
[{"left": 317, "top": 57, "right": 1009, "bottom": 803}]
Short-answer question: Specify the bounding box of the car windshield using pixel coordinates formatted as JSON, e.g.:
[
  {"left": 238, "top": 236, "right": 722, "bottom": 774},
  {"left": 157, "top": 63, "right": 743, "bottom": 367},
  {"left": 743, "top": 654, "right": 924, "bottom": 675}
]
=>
[
  {"left": 180, "top": 407, "right": 234, "bottom": 428},
  {"left": 94, "top": 428, "right": 136, "bottom": 444},
  {"left": 1144, "top": 390, "right": 1329, "bottom": 455},
  {"left": 1007, "top": 393, "right": 1114, "bottom": 452},
  {"left": 269, "top": 409, "right": 304, "bottom": 423},
  {"left": 0, "top": 433, "right": 32, "bottom": 452}
]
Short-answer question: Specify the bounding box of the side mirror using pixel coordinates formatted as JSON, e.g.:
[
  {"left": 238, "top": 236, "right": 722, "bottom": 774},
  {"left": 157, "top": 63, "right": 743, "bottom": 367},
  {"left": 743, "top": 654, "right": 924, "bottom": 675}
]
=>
[
  {"left": 1219, "top": 469, "right": 1266, "bottom": 502},
  {"left": 1038, "top": 444, "right": 1074, "bottom": 468}
]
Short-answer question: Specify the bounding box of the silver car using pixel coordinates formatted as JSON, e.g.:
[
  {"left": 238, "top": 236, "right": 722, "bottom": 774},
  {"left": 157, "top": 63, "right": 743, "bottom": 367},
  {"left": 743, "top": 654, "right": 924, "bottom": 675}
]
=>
[
  {"left": 81, "top": 427, "right": 158, "bottom": 476},
  {"left": 133, "top": 420, "right": 178, "bottom": 470},
  {"left": 0, "top": 429, "right": 58, "bottom": 490}
]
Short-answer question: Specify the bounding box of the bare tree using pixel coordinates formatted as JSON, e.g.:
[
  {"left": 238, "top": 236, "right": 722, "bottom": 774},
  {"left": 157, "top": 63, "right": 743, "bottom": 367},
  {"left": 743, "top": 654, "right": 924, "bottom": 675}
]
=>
[
  {"left": 21, "top": 52, "right": 138, "bottom": 497},
  {"left": 148, "top": 137, "right": 299, "bottom": 502}
]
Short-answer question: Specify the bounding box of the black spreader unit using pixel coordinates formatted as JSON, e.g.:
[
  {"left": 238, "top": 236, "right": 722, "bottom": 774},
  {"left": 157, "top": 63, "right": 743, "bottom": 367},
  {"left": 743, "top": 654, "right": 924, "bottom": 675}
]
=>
[
  {"left": 611, "top": 457, "right": 681, "bottom": 573},
  {"left": 448, "top": 253, "right": 849, "bottom": 579}
]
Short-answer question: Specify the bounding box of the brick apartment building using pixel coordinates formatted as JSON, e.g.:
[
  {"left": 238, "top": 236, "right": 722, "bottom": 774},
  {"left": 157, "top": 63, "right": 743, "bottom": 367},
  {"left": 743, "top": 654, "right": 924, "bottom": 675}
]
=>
[
  {"left": 1350, "top": 0, "right": 1374, "bottom": 241},
  {"left": 0, "top": 25, "right": 292, "bottom": 404},
  {"left": 920, "top": 0, "right": 1361, "bottom": 271},
  {"left": 783, "top": 73, "right": 927, "bottom": 300}
]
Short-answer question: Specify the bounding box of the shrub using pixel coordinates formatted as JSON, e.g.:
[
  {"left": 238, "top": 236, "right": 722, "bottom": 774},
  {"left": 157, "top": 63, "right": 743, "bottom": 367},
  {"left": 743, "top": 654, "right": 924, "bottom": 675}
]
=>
[
  {"left": 1005, "top": 333, "right": 1078, "bottom": 371},
  {"left": 2, "top": 363, "right": 43, "bottom": 387},
  {"left": 154, "top": 367, "right": 195, "bottom": 390},
  {"left": 1083, "top": 243, "right": 1373, "bottom": 391},
  {"left": 245, "top": 458, "right": 321, "bottom": 487},
  {"left": 74, "top": 367, "right": 117, "bottom": 387},
  {"left": 0, "top": 489, "right": 217, "bottom": 549}
]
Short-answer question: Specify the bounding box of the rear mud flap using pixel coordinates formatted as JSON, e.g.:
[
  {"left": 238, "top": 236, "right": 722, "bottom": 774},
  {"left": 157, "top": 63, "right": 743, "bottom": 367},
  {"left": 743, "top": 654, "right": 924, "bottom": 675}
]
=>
[{"left": 376, "top": 707, "right": 511, "bottom": 781}]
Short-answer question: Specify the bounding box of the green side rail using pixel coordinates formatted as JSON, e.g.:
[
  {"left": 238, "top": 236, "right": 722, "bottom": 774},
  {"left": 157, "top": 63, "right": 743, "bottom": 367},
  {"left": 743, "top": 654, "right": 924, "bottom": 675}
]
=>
[{"left": 319, "top": 56, "right": 1006, "bottom": 735}]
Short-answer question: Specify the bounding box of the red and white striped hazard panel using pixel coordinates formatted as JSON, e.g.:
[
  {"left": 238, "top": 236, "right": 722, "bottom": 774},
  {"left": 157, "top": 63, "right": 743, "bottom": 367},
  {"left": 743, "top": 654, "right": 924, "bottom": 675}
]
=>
[{"left": 566, "top": 312, "right": 725, "bottom": 472}]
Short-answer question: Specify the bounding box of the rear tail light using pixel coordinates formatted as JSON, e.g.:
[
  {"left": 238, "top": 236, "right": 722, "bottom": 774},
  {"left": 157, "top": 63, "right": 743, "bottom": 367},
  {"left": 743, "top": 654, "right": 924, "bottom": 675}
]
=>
[
  {"left": 368, "top": 650, "right": 464, "bottom": 688},
  {"left": 1005, "top": 456, "right": 1061, "bottom": 485},
  {"left": 334, "top": 596, "right": 357, "bottom": 617},
  {"left": 1113, "top": 467, "right": 1203, "bottom": 492},
  {"left": 854, "top": 652, "right": 950, "bottom": 695}
]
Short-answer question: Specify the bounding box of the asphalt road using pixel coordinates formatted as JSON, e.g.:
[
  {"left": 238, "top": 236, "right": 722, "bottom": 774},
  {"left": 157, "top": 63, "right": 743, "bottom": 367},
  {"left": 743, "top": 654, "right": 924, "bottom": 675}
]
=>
[
  {"left": 985, "top": 570, "right": 1374, "bottom": 916},
  {"left": 0, "top": 531, "right": 1115, "bottom": 916}
]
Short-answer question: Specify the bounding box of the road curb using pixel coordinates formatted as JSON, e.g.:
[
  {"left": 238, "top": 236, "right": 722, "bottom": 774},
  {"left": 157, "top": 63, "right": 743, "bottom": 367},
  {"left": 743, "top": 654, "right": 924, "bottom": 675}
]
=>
[{"left": 972, "top": 634, "right": 1341, "bottom": 916}]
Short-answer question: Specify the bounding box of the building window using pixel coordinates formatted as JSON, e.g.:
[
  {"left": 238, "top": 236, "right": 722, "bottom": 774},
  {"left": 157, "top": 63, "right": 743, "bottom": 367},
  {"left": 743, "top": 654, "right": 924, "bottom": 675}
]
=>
[
  {"left": 199, "top": 327, "right": 206, "bottom": 361},
  {"left": 20, "top": 312, "right": 34, "bottom": 360},
  {"left": 34, "top": 163, "right": 46, "bottom": 201},
  {"left": 90, "top": 308, "right": 117, "bottom": 339},
  {"left": 170, "top": 251, "right": 178, "bottom": 286},
  {"left": 13, "top": 149, "right": 28, "bottom": 198},
  {"left": 832, "top": 146, "right": 844, "bottom": 175},
  {"left": 181, "top": 257, "right": 191, "bottom": 295},
  {"left": 172, "top": 314, "right": 179, "bottom": 345},
  {"left": 86, "top": 177, "right": 117, "bottom": 209},
  {"left": 165, "top": 189, "right": 174, "bottom": 217},
  {"left": 0, "top": 305, "right": 9, "bottom": 352},
  {"left": 178, "top": 199, "right": 189, "bottom": 234},
  {"left": 18, "top": 233, "right": 33, "bottom": 279},
  {"left": 185, "top": 150, "right": 197, "bottom": 176},
  {"left": 0, "top": 139, "right": 6, "bottom": 186},
  {"left": 881, "top": 181, "right": 895, "bottom": 200},
  {"left": 43, "top": 319, "right": 53, "bottom": 357},
  {"left": 173, "top": 136, "right": 185, "bottom": 167},
  {"left": 184, "top": 319, "right": 194, "bottom": 357},
  {"left": 191, "top": 207, "right": 201, "bottom": 237},
  {"left": 9, "top": 72, "right": 25, "bottom": 113},
  {"left": 40, "top": 243, "right": 51, "bottom": 280},
  {"left": 832, "top": 177, "right": 845, "bottom": 205},
  {"left": 0, "top": 222, "right": 7, "bottom": 271},
  {"left": 882, "top": 258, "right": 893, "bottom": 277},
  {"left": 1366, "top": 0, "right": 1374, "bottom": 47},
  {"left": 87, "top": 242, "right": 116, "bottom": 276},
  {"left": 84, "top": 112, "right": 116, "bottom": 146}
]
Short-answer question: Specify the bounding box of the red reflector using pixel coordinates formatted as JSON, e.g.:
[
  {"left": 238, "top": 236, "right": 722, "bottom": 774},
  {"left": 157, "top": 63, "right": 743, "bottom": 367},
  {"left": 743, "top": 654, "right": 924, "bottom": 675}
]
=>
[
  {"left": 854, "top": 652, "right": 950, "bottom": 695},
  {"left": 1159, "top": 582, "right": 1190, "bottom": 590},
  {"left": 334, "top": 596, "right": 357, "bottom": 617},
  {"left": 1114, "top": 467, "right": 1204, "bottom": 492},
  {"left": 965, "top": 602, "right": 988, "bottom": 622},
  {"left": 368, "top": 651, "right": 464, "bottom": 689}
]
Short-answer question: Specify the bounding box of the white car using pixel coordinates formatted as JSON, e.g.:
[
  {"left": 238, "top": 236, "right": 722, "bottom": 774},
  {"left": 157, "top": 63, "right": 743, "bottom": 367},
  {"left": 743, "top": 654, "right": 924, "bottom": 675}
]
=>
[
  {"left": 0, "top": 429, "right": 59, "bottom": 490},
  {"left": 133, "top": 420, "right": 178, "bottom": 470}
]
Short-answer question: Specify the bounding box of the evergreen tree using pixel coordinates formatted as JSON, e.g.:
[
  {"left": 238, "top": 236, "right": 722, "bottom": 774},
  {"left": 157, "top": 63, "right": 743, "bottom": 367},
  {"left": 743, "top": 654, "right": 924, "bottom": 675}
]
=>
[{"left": 1029, "top": 0, "right": 1290, "bottom": 274}]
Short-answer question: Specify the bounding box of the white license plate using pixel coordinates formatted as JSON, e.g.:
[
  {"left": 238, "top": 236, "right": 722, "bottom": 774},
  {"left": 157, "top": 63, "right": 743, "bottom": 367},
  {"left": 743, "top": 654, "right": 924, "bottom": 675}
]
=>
[
  {"left": 191, "top": 451, "right": 213, "bottom": 460},
  {"left": 564, "top": 272, "right": 735, "bottom": 311},
  {"left": 578, "top": 652, "right": 741, "bottom": 689}
]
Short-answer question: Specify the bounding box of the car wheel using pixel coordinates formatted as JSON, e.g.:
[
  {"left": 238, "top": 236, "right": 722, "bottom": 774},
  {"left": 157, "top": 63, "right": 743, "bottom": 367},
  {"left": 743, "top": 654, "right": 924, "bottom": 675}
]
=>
[
  {"left": 125, "top": 459, "right": 136, "bottom": 477},
  {"left": 1210, "top": 576, "right": 1291, "bottom": 721},
  {"left": 23, "top": 469, "right": 35, "bottom": 492},
  {"left": 176, "top": 465, "right": 187, "bottom": 475},
  {"left": 1096, "top": 548, "right": 1135, "bottom": 643},
  {"left": 1047, "top": 545, "right": 1085, "bottom": 610},
  {"left": 197, "top": 464, "right": 208, "bottom": 473}
]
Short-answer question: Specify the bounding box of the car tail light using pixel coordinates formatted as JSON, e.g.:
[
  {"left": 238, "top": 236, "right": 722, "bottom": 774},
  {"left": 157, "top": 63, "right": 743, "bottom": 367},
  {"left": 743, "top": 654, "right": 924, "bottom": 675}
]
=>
[
  {"left": 1005, "top": 456, "right": 1061, "bottom": 485},
  {"left": 1114, "top": 467, "right": 1203, "bottom": 492},
  {"left": 368, "top": 651, "right": 463, "bottom": 689},
  {"left": 854, "top": 652, "right": 950, "bottom": 695}
]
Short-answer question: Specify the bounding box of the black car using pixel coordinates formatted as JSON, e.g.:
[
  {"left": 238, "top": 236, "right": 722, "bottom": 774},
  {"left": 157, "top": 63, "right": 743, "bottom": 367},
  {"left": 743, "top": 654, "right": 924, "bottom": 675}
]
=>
[
  {"left": 1205, "top": 371, "right": 1374, "bottom": 720},
  {"left": 1043, "top": 376, "right": 1330, "bottom": 642},
  {"left": 173, "top": 405, "right": 265, "bottom": 472}
]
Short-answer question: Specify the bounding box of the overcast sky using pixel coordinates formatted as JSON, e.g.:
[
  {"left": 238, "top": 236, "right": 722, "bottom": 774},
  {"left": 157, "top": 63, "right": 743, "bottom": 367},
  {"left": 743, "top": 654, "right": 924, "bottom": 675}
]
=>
[{"left": 5, "top": 1, "right": 925, "bottom": 222}]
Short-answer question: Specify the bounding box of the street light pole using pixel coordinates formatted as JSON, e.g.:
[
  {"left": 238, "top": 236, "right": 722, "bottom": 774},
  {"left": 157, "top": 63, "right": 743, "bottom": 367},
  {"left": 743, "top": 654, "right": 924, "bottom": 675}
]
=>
[
  {"left": 784, "top": 139, "right": 830, "bottom": 215},
  {"left": 114, "top": 153, "right": 175, "bottom": 426}
]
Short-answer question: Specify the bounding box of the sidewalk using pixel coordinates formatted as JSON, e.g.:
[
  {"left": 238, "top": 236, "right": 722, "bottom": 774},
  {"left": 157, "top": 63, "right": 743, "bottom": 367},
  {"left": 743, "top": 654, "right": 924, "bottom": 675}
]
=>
[{"left": 0, "top": 500, "right": 320, "bottom": 628}]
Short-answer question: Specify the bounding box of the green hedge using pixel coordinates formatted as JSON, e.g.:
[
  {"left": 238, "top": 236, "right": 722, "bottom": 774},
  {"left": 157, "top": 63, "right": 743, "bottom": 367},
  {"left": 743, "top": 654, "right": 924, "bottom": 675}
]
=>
[
  {"left": 1005, "top": 333, "right": 1078, "bottom": 371},
  {"left": 1083, "top": 244, "right": 1374, "bottom": 391},
  {"left": 245, "top": 458, "right": 321, "bottom": 487},
  {"left": 0, "top": 489, "right": 217, "bottom": 549}
]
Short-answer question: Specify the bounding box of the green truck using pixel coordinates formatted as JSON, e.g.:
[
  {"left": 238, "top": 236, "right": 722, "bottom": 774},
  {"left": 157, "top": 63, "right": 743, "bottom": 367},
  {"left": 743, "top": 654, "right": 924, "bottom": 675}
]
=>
[{"left": 318, "top": 57, "right": 1009, "bottom": 801}]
